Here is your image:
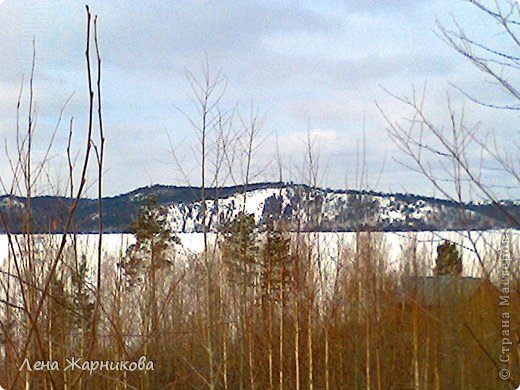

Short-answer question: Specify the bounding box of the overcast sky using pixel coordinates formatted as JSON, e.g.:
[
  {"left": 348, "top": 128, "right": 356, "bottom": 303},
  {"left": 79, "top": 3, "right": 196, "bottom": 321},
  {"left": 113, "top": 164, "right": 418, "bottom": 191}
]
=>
[{"left": 0, "top": 0, "right": 518, "bottom": 199}]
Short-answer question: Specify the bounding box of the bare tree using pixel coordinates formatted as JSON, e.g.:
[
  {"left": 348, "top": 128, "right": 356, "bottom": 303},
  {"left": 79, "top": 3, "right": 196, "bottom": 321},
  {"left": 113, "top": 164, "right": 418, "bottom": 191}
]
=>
[
  {"left": 378, "top": 2, "right": 519, "bottom": 386},
  {"left": 438, "top": 0, "right": 520, "bottom": 111}
]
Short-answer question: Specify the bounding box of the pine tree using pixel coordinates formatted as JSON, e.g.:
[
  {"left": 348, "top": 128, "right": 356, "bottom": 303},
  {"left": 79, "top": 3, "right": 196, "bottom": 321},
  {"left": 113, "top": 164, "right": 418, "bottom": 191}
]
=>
[
  {"left": 119, "top": 195, "right": 179, "bottom": 343},
  {"left": 220, "top": 211, "right": 259, "bottom": 389},
  {"left": 434, "top": 241, "right": 462, "bottom": 276},
  {"left": 120, "top": 195, "right": 178, "bottom": 287},
  {"left": 220, "top": 211, "right": 259, "bottom": 288},
  {"left": 261, "top": 222, "right": 292, "bottom": 305}
]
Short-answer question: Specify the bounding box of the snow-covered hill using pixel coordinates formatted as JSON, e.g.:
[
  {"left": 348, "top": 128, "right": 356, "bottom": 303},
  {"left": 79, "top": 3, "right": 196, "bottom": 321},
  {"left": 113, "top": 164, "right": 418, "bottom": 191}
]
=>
[
  {"left": 158, "top": 184, "right": 515, "bottom": 233},
  {"left": 1, "top": 183, "right": 518, "bottom": 233}
]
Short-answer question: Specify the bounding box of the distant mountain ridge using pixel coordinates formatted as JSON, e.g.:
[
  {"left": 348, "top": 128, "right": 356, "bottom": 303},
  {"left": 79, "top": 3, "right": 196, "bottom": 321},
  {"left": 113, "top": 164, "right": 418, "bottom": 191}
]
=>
[{"left": 0, "top": 182, "right": 518, "bottom": 233}]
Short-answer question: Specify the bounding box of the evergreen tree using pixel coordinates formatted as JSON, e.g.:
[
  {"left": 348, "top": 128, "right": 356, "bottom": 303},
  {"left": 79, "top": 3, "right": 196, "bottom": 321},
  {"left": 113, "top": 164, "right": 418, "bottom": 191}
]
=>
[
  {"left": 261, "top": 222, "right": 292, "bottom": 305},
  {"left": 120, "top": 195, "right": 178, "bottom": 287},
  {"left": 434, "top": 241, "right": 463, "bottom": 276},
  {"left": 220, "top": 211, "right": 259, "bottom": 288},
  {"left": 71, "top": 253, "right": 94, "bottom": 331},
  {"left": 220, "top": 211, "right": 260, "bottom": 387},
  {"left": 119, "top": 195, "right": 179, "bottom": 345}
]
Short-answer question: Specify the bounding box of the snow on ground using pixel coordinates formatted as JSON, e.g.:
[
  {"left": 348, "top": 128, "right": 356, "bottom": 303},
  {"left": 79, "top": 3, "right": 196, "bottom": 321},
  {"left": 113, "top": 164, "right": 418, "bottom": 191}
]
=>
[
  {"left": 0, "top": 230, "right": 518, "bottom": 278},
  {"left": 243, "top": 188, "right": 280, "bottom": 216},
  {"left": 0, "top": 234, "right": 6, "bottom": 265},
  {"left": 0, "top": 234, "right": 135, "bottom": 266}
]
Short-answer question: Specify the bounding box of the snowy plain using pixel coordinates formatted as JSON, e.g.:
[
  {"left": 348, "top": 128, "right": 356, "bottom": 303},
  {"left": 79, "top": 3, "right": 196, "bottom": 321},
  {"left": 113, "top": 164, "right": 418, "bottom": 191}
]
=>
[{"left": 1, "top": 230, "right": 518, "bottom": 279}]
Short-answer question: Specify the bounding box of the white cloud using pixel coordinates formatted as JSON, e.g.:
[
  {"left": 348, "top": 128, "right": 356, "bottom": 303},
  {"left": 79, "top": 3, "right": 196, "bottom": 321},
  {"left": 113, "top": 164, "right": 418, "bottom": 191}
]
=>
[{"left": 0, "top": 0, "right": 517, "bottom": 198}]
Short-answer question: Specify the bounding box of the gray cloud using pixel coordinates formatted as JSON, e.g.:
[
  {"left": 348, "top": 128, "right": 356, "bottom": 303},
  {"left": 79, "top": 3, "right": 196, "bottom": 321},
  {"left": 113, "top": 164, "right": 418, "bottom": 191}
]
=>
[{"left": 0, "top": 0, "right": 516, "bottom": 199}]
